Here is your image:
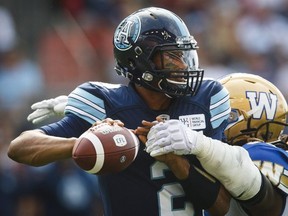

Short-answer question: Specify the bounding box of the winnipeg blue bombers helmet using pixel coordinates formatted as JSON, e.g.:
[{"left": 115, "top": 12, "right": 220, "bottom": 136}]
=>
[
  {"left": 113, "top": 7, "right": 204, "bottom": 97},
  {"left": 220, "top": 73, "right": 288, "bottom": 145}
]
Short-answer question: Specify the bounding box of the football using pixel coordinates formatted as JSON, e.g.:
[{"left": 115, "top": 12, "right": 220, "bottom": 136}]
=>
[{"left": 72, "top": 123, "right": 140, "bottom": 175}]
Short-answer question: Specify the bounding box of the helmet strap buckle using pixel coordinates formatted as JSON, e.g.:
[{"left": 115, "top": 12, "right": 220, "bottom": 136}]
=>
[{"left": 142, "top": 72, "right": 153, "bottom": 81}]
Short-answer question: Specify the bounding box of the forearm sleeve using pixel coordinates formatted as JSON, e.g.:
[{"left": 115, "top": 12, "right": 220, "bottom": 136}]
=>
[{"left": 194, "top": 133, "right": 262, "bottom": 201}]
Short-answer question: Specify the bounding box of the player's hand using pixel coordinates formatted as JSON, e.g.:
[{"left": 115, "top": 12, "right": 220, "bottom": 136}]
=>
[
  {"left": 156, "top": 153, "right": 190, "bottom": 180},
  {"left": 146, "top": 119, "right": 202, "bottom": 157},
  {"left": 135, "top": 120, "right": 157, "bottom": 144},
  {"left": 93, "top": 118, "right": 124, "bottom": 127},
  {"left": 27, "top": 95, "right": 68, "bottom": 124}
]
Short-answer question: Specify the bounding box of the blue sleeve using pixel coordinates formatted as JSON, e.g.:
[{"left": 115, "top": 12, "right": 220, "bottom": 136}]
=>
[
  {"left": 64, "top": 82, "right": 107, "bottom": 124},
  {"left": 40, "top": 113, "right": 91, "bottom": 138},
  {"left": 243, "top": 142, "right": 288, "bottom": 167},
  {"left": 243, "top": 142, "right": 288, "bottom": 194}
]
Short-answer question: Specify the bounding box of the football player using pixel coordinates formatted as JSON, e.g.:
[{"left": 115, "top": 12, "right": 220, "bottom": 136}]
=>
[
  {"left": 144, "top": 73, "right": 288, "bottom": 215},
  {"left": 24, "top": 75, "right": 288, "bottom": 215},
  {"left": 8, "top": 7, "right": 230, "bottom": 216}
]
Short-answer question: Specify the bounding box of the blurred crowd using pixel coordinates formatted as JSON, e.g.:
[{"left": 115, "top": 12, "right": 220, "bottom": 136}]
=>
[{"left": 0, "top": 0, "right": 288, "bottom": 215}]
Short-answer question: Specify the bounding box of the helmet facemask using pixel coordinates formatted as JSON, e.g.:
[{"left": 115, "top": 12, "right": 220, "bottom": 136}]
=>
[{"left": 141, "top": 36, "right": 204, "bottom": 97}]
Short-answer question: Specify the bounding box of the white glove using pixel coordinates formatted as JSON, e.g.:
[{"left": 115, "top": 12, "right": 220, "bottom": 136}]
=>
[
  {"left": 27, "top": 95, "right": 68, "bottom": 124},
  {"left": 146, "top": 120, "right": 203, "bottom": 157}
]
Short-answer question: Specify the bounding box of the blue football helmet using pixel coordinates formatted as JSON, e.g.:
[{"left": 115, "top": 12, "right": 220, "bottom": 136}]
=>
[{"left": 113, "top": 7, "right": 204, "bottom": 97}]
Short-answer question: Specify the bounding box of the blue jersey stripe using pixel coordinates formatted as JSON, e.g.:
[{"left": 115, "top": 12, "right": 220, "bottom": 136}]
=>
[
  {"left": 210, "top": 94, "right": 230, "bottom": 117},
  {"left": 66, "top": 97, "right": 106, "bottom": 119},
  {"left": 211, "top": 107, "right": 231, "bottom": 128},
  {"left": 69, "top": 92, "right": 105, "bottom": 113},
  {"left": 210, "top": 88, "right": 229, "bottom": 108},
  {"left": 65, "top": 105, "right": 106, "bottom": 124},
  {"left": 210, "top": 93, "right": 229, "bottom": 110},
  {"left": 71, "top": 88, "right": 105, "bottom": 112},
  {"left": 210, "top": 88, "right": 230, "bottom": 128},
  {"left": 64, "top": 87, "right": 106, "bottom": 124}
]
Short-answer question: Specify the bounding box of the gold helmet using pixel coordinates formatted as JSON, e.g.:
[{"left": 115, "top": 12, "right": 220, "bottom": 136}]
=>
[{"left": 220, "top": 73, "right": 288, "bottom": 145}]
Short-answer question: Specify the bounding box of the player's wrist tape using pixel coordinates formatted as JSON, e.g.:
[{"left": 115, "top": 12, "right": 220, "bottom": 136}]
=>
[
  {"left": 238, "top": 173, "right": 271, "bottom": 208},
  {"left": 196, "top": 134, "right": 262, "bottom": 200},
  {"left": 180, "top": 164, "right": 221, "bottom": 210}
]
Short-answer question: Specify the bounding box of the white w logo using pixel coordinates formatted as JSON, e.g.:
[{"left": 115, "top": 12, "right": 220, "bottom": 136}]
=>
[{"left": 246, "top": 91, "right": 278, "bottom": 120}]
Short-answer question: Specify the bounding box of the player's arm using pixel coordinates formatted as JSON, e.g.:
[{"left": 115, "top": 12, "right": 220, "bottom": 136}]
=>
[
  {"left": 9, "top": 111, "right": 92, "bottom": 167},
  {"left": 137, "top": 120, "right": 229, "bottom": 214},
  {"left": 11, "top": 93, "right": 71, "bottom": 165},
  {"left": 8, "top": 129, "right": 76, "bottom": 166},
  {"left": 162, "top": 155, "right": 232, "bottom": 216},
  {"left": 142, "top": 144, "right": 230, "bottom": 214},
  {"left": 144, "top": 148, "right": 283, "bottom": 216},
  {"left": 145, "top": 120, "right": 285, "bottom": 216},
  {"left": 11, "top": 83, "right": 106, "bottom": 166}
]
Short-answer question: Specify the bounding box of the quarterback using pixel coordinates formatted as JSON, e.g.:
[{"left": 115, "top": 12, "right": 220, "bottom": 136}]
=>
[
  {"left": 23, "top": 71, "right": 288, "bottom": 216},
  {"left": 8, "top": 7, "right": 230, "bottom": 216}
]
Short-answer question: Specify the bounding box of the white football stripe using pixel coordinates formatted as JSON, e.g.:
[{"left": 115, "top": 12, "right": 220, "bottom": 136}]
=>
[
  {"left": 127, "top": 130, "right": 140, "bottom": 160},
  {"left": 84, "top": 132, "right": 105, "bottom": 174}
]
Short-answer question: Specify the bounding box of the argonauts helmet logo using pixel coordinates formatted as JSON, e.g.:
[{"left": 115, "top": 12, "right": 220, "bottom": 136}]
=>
[{"left": 114, "top": 15, "right": 141, "bottom": 51}]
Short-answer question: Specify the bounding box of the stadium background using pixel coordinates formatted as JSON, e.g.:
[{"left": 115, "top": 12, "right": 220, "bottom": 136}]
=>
[{"left": 0, "top": 0, "right": 288, "bottom": 215}]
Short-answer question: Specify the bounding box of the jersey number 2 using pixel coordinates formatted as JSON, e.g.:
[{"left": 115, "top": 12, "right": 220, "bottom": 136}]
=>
[{"left": 151, "top": 161, "right": 195, "bottom": 216}]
